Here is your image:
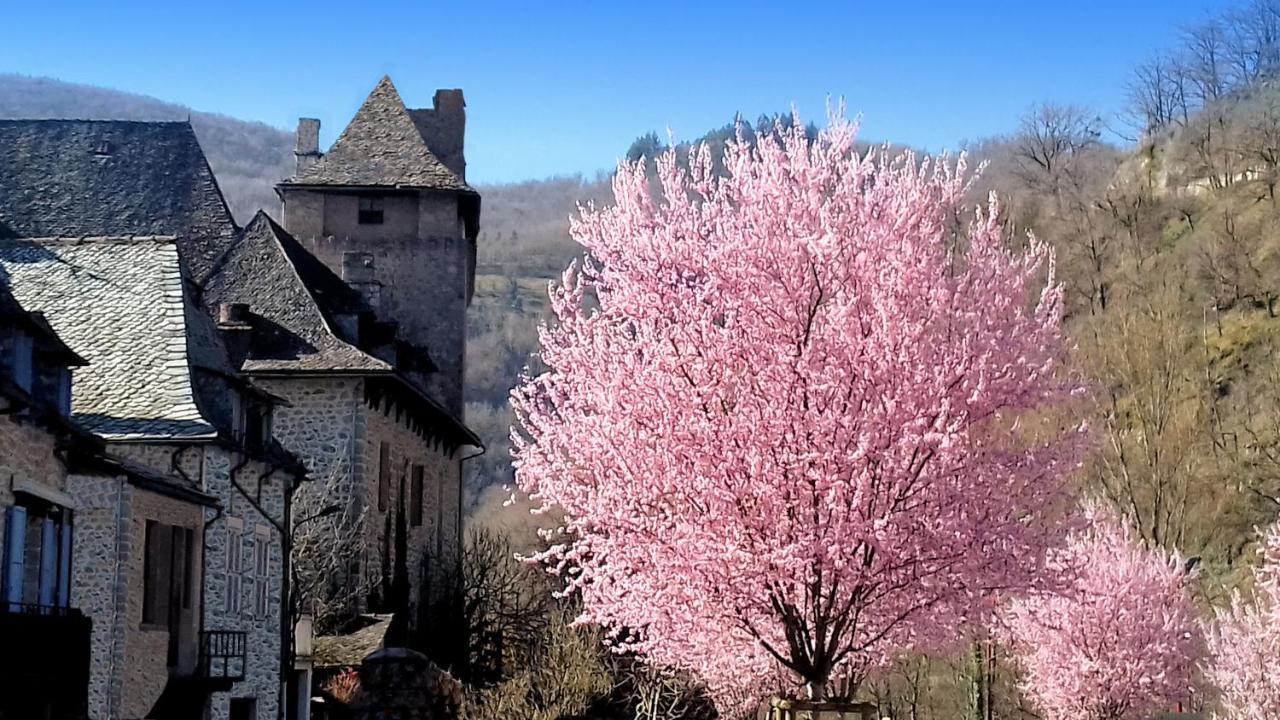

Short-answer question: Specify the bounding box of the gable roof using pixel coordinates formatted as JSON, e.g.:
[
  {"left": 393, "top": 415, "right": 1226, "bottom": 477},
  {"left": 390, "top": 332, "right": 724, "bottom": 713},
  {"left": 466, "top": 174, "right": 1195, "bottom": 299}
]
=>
[
  {"left": 280, "top": 76, "right": 472, "bottom": 192},
  {"left": 0, "top": 236, "right": 218, "bottom": 440},
  {"left": 0, "top": 119, "right": 238, "bottom": 278},
  {"left": 202, "top": 212, "right": 391, "bottom": 374}
]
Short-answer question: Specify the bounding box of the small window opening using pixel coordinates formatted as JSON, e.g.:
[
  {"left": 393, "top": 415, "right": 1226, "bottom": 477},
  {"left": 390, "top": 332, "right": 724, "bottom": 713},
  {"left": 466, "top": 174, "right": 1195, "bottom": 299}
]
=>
[
  {"left": 92, "top": 140, "right": 112, "bottom": 156},
  {"left": 358, "top": 196, "right": 384, "bottom": 225}
]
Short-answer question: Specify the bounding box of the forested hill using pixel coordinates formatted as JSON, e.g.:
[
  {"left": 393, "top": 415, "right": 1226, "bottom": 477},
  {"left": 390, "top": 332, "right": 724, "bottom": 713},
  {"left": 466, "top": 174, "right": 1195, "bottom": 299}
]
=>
[{"left": 0, "top": 74, "right": 294, "bottom": 219}]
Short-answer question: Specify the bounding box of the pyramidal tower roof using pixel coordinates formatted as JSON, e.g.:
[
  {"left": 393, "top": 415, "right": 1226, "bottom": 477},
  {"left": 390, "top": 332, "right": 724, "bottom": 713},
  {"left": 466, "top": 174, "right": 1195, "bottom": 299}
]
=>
[{"left": 282, "top": 76, "right": 471, "bottom": 192}]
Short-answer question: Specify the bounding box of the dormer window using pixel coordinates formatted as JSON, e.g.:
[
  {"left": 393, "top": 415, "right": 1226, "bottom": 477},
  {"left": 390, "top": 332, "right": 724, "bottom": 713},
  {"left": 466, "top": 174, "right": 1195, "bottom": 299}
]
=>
[
  {"left": 92, "top": 140, "right": 113, "bottom": 156},
  {"left": 358, "top": 196, "right": 384, "bottom": 225}
]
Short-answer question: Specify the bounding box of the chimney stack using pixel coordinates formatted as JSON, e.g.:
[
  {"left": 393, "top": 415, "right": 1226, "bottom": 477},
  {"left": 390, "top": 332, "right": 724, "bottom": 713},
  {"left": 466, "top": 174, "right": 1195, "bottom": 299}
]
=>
[
  {"left": 341, "top": 251, "right": 382, "bottom": 310},
  {"left": 415, "top": 89, "right": 466, "bottom": 180},
  {"left": 216, "top": 303, "right": 254, "bottom": 367},
  {"left": 295, "top": 118, "right": 321, "bottom": 176}
]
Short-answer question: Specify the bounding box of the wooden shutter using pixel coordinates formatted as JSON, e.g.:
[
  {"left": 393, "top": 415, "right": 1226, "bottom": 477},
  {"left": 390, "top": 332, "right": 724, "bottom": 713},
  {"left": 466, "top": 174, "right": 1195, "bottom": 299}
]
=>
[
  {"left": 2, "top": 506, "right": 26, "bottom": 606},
  {"left": 410, "top": 465, "right": 424, "bottom": 527},
  {"left": 36, "top": 516, "right": 56, "bottom": 606},
  {"left": 143, "top": 521, "right": 173, "bottom": 624},
  {"left": 56, "top": 515, "right": 72, "bottom": 607}
]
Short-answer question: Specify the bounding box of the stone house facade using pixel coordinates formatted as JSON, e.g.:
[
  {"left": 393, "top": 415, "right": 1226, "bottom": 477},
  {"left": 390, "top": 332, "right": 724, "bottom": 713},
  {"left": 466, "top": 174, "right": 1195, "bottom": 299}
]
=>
[
  {"left": 203, "top": 211, "right": 478, "bottom": 635},
  {"left": 0, "top": 236, "right": 304, "bottom": 720}
]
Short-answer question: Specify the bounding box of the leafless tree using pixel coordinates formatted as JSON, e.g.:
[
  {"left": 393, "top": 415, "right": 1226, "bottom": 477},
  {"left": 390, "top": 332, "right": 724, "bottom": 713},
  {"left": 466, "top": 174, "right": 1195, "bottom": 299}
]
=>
[{"left": 291, "top": 469, "right": 380, "bottom": 634}]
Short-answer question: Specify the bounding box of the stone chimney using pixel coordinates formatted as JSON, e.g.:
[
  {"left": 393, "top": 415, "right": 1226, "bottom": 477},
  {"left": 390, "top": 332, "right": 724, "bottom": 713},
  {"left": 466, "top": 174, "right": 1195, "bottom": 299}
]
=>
[
  {"left": 295, "top": 118, "right": 322, "bottom": 176},
  {"left": 216, "top": 302, "right": 254, "bottom": 367},
  {"left": 342, "top": 251, "right": 382, "bottom": 311},
  {"left": 412, "top": 89, "right": 466, "bottom": 180}
]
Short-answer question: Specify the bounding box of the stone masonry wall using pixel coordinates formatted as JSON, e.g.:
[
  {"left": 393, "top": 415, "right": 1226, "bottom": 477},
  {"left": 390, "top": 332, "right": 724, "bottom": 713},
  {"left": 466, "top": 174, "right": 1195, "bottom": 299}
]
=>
[
  {"left": 0, "top": 413, "right": 70, "bottom": 551},
  {"left": 286, "top": 189, "right": 470, "bottom": 415},
  {"left": 201, "top": 447, "right": 288, "bottom": 720},
  {"left": 67, "top": 472, "right": 130, "bottom": 720},
  {"left": 119, "top": 486, "right": 204, "bottom": 720},
  {"left": 357, "top": 393, "right": 463, "bottom": 619},
  {"left": 109, "top": 441, "right": 289, "bottom": 720},
  {"left": 69, "top": 472, "right": 204, "bottom": 720}
]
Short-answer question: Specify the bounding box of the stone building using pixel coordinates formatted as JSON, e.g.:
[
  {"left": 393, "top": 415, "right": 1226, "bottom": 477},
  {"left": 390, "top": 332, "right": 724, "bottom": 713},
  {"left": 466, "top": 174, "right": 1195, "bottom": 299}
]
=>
[
  {"left": 202, "top": 211, "right": 479, "bottom": 637},
  {"left": 0, "top": 283, "right": 94, "bottom": 720},
  {"left": 0, "top": 236, "right": 305, "bottom": 720},
  {"left": 278, "top": 76, "right": 481, "bottom": 416}
]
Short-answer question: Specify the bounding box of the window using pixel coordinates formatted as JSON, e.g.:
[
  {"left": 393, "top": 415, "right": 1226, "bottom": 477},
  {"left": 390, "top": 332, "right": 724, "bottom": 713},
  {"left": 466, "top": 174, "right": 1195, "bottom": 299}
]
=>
[
  {"left": 2, "top": 502, "right": 72, "bottom": 609},
  {"left": 253, "top": 528, "right": 270, "bottom": 618},
  {"left": 239, "top": 399, "right": 271, "bottom": 455},
  {"left": 358, "top": 196, "right": 384, "bottom": 225},
  {"left": 410, "top": 465, "right": 424, "bottom": 527},
  {"left": 377, "top": 443, "right": 390, "bottom": 512},
  {"left": 142, "top": 520, "right": 193, "bottom": 625},
  {"left": 225, "top": 520, "right": 243, "bottom": 616},
  {"left": 229, "top": 697, "right": 257, "bottom": 720},
  {"left": 435, "top": 472, "right": 446, "bottom": 558}
]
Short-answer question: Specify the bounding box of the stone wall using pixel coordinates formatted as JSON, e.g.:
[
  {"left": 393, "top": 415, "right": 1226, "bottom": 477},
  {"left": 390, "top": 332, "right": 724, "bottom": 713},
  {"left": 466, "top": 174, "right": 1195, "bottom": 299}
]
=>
[
  {"left": 69, "top": 472, "right": 205, "bottom": 720},
  {"left": 357, "top": 392, "right": 463, "bottom": 618},
  {"left": 286, "top": 189, "right": 471, "bottom": 415},
  {"left": 254, "top": 374, "right": 464, "bottom": 627},
  {"left": 67, "top": 473, "right": 129, "bottom": 719},
  {"left": 201, "top": 447, "right": 289, "bottom": 720},
  {"left": 0, "top": 413, "right": 70, "bottom": 545},
  {"left": 108, "top": 440, "right": 291, "bottom": 720}
]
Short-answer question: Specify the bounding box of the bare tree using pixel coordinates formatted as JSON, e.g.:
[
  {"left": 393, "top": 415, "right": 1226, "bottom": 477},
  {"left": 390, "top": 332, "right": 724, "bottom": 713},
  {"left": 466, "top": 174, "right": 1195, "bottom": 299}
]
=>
[{"left": 291, "top": 469, "right": 380, "bottom": 633}]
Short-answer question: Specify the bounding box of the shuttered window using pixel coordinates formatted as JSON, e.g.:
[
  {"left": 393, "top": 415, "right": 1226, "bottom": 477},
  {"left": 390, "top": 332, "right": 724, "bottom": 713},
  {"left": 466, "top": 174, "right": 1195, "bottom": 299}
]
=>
[{"left": 253, "top": 528, "right": 270, "bottom": 618}]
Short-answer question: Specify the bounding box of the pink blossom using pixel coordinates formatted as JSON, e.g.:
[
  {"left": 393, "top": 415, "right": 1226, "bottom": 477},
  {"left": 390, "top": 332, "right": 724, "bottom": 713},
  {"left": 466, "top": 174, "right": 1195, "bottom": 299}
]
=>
[
  {"left": 511, "top": 116, "right": 1089, "bottom": 708},
  {"left": 1001, "top": 511, "right": 1203, "bottom": 720},
  {"left": 1203, "top": 524, "right": 1280, "bottom": 720}
]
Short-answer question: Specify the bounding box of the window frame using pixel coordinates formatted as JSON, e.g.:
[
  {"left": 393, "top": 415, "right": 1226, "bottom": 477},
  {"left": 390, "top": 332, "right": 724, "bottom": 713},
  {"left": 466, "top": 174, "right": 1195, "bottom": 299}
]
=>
[{"left": 357, "top": 195, "right": 385, "bottom": 225}]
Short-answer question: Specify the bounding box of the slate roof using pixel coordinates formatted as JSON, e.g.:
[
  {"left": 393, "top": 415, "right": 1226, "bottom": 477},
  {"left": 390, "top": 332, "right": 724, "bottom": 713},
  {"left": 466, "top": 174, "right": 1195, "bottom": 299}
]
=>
[
  {"left": 0, "top": 120, "right": 238, "bottom": 278},
  {"left": 313, "top": 614, "right": 393, "bottom": 668},
  {"left": 280, "top": 76, "right": 472, "bottom": 192},
  {"left": 0, "top": 281, "right": 85, "bottom": 366},
  {"left": 0, "top": 236, "right": 218, "bottom": 440},
  {"left": 203, "top": 212, "right": 391, "bottom": 374}
]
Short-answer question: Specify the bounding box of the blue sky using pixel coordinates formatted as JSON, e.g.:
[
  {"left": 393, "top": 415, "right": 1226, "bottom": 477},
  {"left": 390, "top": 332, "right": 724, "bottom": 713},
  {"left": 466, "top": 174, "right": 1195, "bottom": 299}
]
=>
[{"left": 1, "top": 0, "right": 1234, "bottom": 183}]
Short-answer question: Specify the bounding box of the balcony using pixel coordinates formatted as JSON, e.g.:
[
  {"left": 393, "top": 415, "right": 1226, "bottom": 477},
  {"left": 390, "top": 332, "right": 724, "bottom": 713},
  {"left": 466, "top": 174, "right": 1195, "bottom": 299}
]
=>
[
  {"left": 0, "top": 603, "right": 91, "bottom": 720},
  {"left": 200, "top": 629, "right": 248, "bottom": 682}
]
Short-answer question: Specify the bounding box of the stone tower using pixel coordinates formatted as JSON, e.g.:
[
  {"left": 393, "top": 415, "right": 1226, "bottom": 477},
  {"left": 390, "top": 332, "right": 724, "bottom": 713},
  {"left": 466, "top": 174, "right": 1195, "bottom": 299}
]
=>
[{"left": 277, "top": 76, "right": 480, "bottom": 415}]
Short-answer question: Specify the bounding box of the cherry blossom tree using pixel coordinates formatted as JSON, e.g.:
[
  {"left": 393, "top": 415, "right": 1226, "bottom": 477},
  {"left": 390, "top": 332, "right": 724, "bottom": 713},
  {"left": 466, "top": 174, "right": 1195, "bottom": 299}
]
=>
[
  {"left": 1204, "top": 524, "right": 1280, "bottom": 720},
  {"left": 511, "top": 116, "right": 1090, "bottom": 708},
  {"left": 1000, "top": 511, "right": 1203, "bottom": 720}
]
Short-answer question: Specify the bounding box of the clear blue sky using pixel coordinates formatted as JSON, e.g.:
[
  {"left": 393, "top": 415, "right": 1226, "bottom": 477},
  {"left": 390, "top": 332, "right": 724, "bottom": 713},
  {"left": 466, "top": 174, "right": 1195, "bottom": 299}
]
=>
[{"left": 0, "top": 0, "right": 1234, "bottom": 184}]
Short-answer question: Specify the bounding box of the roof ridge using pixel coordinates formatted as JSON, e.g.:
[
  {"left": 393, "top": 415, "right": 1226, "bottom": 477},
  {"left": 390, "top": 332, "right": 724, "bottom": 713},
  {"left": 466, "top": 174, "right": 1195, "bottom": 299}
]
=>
[{"left": 3, "top": 235, "right": 180, "bottom": 244}]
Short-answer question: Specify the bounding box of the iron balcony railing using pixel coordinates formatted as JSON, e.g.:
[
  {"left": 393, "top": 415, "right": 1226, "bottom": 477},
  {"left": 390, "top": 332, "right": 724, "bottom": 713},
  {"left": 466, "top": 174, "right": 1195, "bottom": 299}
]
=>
[{"left": 199, "top": 629, "right": 247, "bottom": 681}]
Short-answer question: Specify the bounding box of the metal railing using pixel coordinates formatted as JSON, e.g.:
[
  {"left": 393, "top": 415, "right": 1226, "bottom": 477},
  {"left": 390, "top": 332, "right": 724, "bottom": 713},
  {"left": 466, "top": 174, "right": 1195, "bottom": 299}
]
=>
[{"left": 199, "top": 630, "right": 247, "bottom": 681}]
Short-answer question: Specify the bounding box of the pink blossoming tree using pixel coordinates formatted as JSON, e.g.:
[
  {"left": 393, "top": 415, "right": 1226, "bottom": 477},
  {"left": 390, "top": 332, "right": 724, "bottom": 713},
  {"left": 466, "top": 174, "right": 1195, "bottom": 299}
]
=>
[
  {"left": 511, "top": 117, "right": 1089, "bottom": 707},
  {"left": 1204, "top": 524, "right": 1280, "bottom": 720},
  {"left": 1001, "top": 512, "right": 1203, "bottom": 720}
]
